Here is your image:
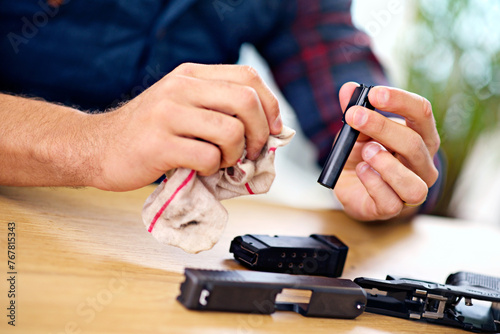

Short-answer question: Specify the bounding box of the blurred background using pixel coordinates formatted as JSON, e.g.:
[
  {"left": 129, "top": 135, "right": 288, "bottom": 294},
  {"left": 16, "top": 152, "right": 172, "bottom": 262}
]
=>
[{"left": 241, "top": 0, "right": 500, "bottom": 224}]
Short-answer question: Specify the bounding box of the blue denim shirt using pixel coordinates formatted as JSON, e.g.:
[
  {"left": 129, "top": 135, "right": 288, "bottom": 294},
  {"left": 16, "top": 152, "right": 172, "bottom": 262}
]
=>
[
  {"left": 2, "top": 0, "right": 228, "bottom": 108},
  {"left": 1, "top": 0, "right": 388, "bottom": 156}
]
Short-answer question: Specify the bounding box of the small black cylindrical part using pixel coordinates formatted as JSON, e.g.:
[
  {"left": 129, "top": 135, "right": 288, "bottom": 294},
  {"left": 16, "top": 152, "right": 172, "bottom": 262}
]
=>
[
  {"left": 317, "top": 124, "right": 359, "bottom": 189},
  {"left": 317, "top": 84, "right": 373, "bottom": 189}
]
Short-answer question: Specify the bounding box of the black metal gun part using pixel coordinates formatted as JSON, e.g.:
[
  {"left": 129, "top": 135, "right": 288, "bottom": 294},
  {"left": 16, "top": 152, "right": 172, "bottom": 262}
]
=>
[
  {"left": 354, "top": 274, "right": 500, "bottom": 332},
  {"left": 318, "top": 84, "right": 374, "bottom": 189},
  {"left": 178, "top": 268, "right": 366, "bottom": 319},
  {"left": 229, "top": 234, "right": 348, "bottom": 277}
]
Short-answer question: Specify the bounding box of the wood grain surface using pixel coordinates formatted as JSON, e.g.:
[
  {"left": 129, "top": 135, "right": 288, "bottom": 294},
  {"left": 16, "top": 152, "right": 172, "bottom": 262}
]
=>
[{"left": 1, "top": 186, "right": 499, "bottom": 334}]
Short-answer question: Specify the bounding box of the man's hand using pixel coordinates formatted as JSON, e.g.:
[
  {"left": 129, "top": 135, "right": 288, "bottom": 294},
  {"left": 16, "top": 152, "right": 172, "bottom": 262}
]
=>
[
  {"left": 0, "top": 63, "right": 282, "bottom": 191},
  {"left": 92, "top": 63, "right": 283, "bottom": 191},
  {"left": 334, "top": 82, "right": 440, "bottom": 221}
]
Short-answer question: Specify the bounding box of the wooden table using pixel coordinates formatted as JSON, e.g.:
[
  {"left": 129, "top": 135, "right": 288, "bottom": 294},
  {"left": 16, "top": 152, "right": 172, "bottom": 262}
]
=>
[{"left": 1, "top": 186, "right": 499, "bottom": 333}]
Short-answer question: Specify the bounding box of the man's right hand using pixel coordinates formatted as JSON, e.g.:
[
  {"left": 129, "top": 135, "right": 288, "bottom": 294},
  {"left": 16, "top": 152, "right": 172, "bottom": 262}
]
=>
[{"left": 92, "top": 63, "right": 283, "bottom": 191}]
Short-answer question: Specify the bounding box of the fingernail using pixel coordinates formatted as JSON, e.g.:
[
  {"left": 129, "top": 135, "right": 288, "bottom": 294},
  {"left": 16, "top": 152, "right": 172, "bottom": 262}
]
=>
[
  {"left": 353, "top": 108, "right": 368, "bottom": 127},
  {"left": 377, "top": 87, "right": 389, "bottom": 106},
  {"left": 273, "top": 114, "right": 283, "bottom": 133},
  {"left": 358, "top": 162, "right": 371, "bottom": 174},
  {"left": 364, "top": 143, "right": 381, "bottom": 160}
]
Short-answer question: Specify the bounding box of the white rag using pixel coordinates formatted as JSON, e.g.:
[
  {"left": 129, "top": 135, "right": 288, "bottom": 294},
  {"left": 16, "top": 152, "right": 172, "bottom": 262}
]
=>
[{"left": 142, "top": 126, "right": 295, "bottom": 253}]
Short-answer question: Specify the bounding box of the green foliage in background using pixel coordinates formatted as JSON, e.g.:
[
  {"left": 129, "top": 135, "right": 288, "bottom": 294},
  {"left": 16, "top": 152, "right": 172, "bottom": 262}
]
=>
[{"left": 402, "top": 0, "right": 500, "bottom": 216}]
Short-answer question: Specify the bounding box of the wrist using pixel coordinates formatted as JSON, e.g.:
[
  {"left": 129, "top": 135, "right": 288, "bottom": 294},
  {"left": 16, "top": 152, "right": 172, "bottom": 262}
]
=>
[
  {"left": 40, "top": 107, "right": 107, "bottom": 188},
  {"left": 83, "top": 107, "right": 134, "bottom": 191}
]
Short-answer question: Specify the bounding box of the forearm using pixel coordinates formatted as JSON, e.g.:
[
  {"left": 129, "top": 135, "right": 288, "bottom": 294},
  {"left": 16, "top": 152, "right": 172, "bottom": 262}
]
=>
[{"left": 0, "top": 93, "right": 105, "bottom": 187}]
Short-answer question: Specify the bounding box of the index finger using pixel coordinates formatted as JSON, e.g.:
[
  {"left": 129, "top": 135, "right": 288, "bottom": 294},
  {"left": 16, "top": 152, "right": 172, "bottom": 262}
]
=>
[
  {"left": 339, "top": 81, "right": 360, "bottom": 112},
  {"left": 338, "top": 82, "right": 374, "bottom": 142},
  {"left": 368, "top": 86, "right": 440, "bottom": 156}
]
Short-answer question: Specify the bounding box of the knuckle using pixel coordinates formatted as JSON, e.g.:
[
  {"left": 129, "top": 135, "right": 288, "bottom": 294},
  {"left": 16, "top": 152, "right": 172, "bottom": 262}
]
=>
[
  {"left": 253, "top": 129, "right": 270, "bottom": 150},
  {"left": 421, "top": 97, "right": 433, "bottom": 118},
  {"left": 223, "top": 119, "right": 245, "bottom": 145},
  {"left": 405, "top": 182, "right": 428, "bottom": 205},
  {"left": 162, "top": 72, "right": 188, "bottom": 90},
  {"left": 199, "top": 147, "right": 221, "bottom": 175},
  {"left": 203, "top": 110, "right": 224, "bottom": 128},
  {"left": 427, "top": 165, "right": 439, "bottom": 187},
  {"left": 369, "top": 112, "right": 386, "bottom": 133},
  {"left": 240, "top": 65, "right": 261, "bottom": 84},
  {"left": 428, "top": 134, "right": 441, "bottom": 156},
  {"left": 238, "top": 86, "right": 260, "bottom": 109},
  {"left": 239, "top": 65, "right": 279, "bottom": 118},
  {"left": 434, "top": 135, "right": 441, "bottom": 151},
  {"left": 223, "top": 152, "right": 241, "bottom": 167},
  {"left": 409, "top": 135, "right": 429, "bottom": 161},
  {"left": 267, "top": 94, "right": 280, "bottom": 116},
  {"left": 174, "top": 62, "right": 193, "bottom": 74},
  {"left": 407, "top": 133, "right": 428, "bottom": 162},
  {"left": 378, "top": 200, "right": 403, "bottom": 218}
]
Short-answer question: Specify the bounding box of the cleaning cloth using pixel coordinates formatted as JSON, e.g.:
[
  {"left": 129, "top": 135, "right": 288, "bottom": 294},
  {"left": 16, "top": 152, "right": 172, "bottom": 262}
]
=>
[{"left": 142, "top": 126, "right": 295, "bottom": 253}]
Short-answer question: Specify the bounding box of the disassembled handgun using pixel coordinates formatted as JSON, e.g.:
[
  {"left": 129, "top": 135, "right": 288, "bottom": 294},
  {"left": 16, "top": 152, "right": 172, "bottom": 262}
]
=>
[{"left": 180, "top": 230, "right": 500, "bottom": 333}]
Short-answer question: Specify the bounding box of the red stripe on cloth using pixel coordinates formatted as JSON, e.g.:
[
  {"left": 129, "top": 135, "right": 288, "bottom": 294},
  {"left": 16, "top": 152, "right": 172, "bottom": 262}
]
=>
[
  {"left": 244, "top": 183, "right": 254, "bottom": 195},
  {"left": 268, "top": 147, "right": 277, "bottom": 153},
  {"left": 148, "top": 170, "right": 196, "bottom": 233}
]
